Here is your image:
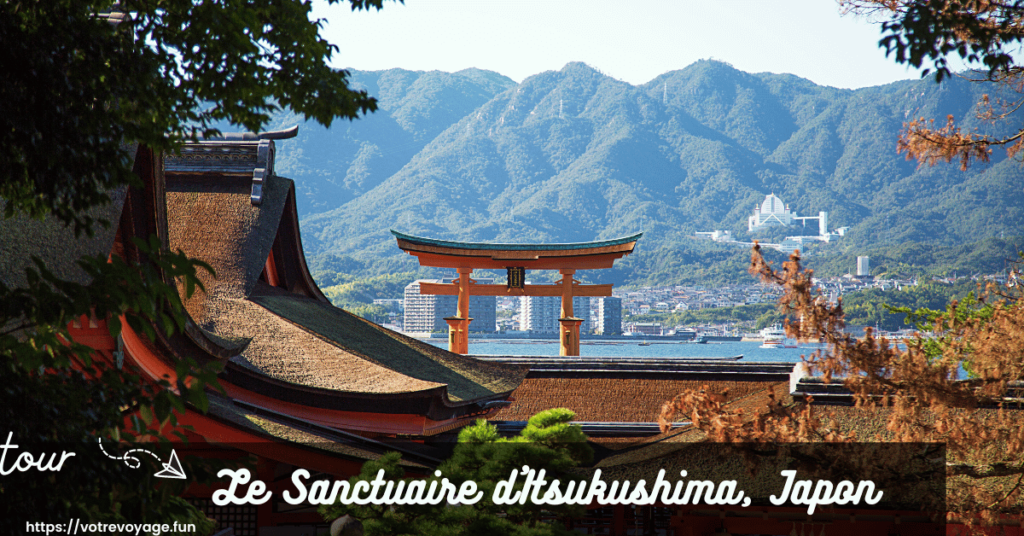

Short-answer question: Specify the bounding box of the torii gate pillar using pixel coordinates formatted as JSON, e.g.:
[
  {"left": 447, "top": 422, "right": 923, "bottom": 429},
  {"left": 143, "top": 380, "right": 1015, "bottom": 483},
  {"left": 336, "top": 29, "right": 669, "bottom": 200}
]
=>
[
  {"left": 558, "top": 269, "right": 583, "bottom": 357},
  {"left": 445, "top": 267, "right": 474, "bottom": 354}
]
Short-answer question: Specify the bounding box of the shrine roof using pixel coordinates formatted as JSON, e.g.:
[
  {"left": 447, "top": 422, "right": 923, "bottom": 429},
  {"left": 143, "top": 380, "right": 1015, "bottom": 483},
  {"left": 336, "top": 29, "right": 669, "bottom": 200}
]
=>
[
  {"left": 205, "top": 392, "right": 435, "bottom": 468},
  {"left": 491, "top": 377, "right": 782, "bottom": 424},
  {"left": 164, "top": 171, "right": 525, "bottom": 405},
  {"left": 0, "top": 144, "right": 136, "bottom": 289},
  {"left": 391, "top": 230, "right": 643, "bottom": 252}
]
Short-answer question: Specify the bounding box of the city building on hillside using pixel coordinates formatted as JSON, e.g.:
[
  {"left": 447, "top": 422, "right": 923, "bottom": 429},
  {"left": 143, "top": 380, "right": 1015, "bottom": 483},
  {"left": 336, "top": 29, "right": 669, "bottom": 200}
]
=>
[
  {"left": 743, "top": 193, "right": 855, "bottom": 253},
  {"left": 596, "top": 296, "right": 622, "bottom": 335},
  {"left": 857, "top": 256, "right": 871, "bottom": 276},
  {"left": 403, "top": 279, "right": 496, "bottom": 334},
  {"left": 778, "top": 236, "right": 814, "bottom": 253},
  {"left": 372, "top": 298, "right": 403, "bottom": 310},
  {"left": 694, "top": 229, "right": 733, "bottom": 242},
  {"left": 748, "top": 193, "right": 794, "bottom": 231}
]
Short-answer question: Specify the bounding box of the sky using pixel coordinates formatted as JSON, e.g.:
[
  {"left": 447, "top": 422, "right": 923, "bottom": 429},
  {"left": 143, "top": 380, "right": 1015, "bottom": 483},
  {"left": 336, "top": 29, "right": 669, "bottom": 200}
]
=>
[{"left": 312, "top": 0, "right": 933, "bottom": 90}]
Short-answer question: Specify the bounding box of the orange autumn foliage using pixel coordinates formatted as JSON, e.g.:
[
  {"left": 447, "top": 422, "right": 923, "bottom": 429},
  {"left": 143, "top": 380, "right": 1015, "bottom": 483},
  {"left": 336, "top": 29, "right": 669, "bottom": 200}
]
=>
[{"left": 660, "top": 245, "right": 1024, "bottom": 527}]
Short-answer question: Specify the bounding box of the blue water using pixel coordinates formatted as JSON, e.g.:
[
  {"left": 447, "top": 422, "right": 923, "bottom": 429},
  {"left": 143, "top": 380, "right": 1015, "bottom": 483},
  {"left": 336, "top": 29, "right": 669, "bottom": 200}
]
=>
[{"left": 423, "top": 339, "right": 821, "bottom": 362}]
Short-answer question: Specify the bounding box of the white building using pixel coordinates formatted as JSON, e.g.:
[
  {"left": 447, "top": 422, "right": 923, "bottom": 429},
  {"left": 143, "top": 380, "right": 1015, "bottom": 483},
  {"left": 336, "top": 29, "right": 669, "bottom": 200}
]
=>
[
  {"left": 694, "top": 230, "right": 734, "bottom": 242},
  {"left": 403, "top": 279, "right": 496, "bottom": 335},
  {"left": 520, "top": 293, "right": 590, "bottom": 334},
  {"left": 857, "top": 256, "right": 871, "bottom": 277},
  {"left": 596, "top": 297, "right": 622, "bottom": 335},
  {"left": 748, "top": 193, "right": 794, "bottom": 232}
]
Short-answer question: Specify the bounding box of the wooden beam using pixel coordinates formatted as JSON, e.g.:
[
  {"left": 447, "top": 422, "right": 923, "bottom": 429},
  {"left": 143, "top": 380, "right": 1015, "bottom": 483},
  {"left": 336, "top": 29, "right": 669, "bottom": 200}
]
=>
[{"left": 418, "top": 282, "right": 613, "bottom": 297}]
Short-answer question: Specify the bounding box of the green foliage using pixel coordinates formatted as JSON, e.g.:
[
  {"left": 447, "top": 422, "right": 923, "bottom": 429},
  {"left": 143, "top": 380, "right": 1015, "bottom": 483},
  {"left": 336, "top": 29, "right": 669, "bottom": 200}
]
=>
[
  {"left": 321, "top": 271, "right": 420, "bottom": 308},
  {"left": 841, "top": 280, "right": 979, "bottom": 331},
  {"left": 320, "top": 409, "right": 593, "bottom": 536},
  {"left": 877, "top": 0, "right": 1024, "bottom": 82},
  {"left": 0, "top": 238, "right": 226, "bottom": 532},
  {"left": 806, "top": 237, "right": 1024, "bottom": 279},
  {"left": 347, "top": 304, "right": 391, "bottom": 323},
  {"left": 754, "top": 309, "right": 786, "bottom": 330},
  {"left": 0, "top": 236, "right": 221, "bottom": 411},
  {"left": 633, "top": 303, "right": 779, "bottom": 328},
  {"left": 278, "top": 68, "right": 516, "bottom": 214},
  {"left": 308, "top": 254, "right": 368, "bottom": 287},
  {"left": 890, "top": 292, "right": 999, "bottom": 376},
  {"left": 1, "top": 0, "right": 386, "bottom": 236}
]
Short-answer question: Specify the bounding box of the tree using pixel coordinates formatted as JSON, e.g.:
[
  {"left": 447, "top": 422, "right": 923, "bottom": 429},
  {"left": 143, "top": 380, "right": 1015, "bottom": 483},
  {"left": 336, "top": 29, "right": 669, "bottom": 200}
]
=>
[
  {"left": 320, "top": 409, "right": 593, "bottom": 536},
  {"left": 660, "top": 245, "right": 1024, "bottom": 526},
  {"left": 841, "top": 0, "right": 1024, "bottom": 169},
  {"left": 838, "top": 281, "right": 977, "bottom": 331},
  {"left": 3, "top": 0, "right": 386, "bottom": 233},
  {"left": 1, "top": 0, "right": 395, "bottom": 530}
]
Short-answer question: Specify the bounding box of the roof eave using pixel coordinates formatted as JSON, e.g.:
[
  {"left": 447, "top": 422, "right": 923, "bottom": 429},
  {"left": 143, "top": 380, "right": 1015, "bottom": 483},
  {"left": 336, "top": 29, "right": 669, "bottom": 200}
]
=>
[{"left": 391, "top": 230, "right": 643, "bottom": 252}]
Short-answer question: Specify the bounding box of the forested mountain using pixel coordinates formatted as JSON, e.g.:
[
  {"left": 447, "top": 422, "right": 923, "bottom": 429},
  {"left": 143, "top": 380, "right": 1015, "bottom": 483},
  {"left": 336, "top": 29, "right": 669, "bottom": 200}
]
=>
[
  {"left": 266, "top": 61, "right": 1023, "bottom": 286},
  {"left": 265, "top": 68, "right": 517, "bottom": 214}
]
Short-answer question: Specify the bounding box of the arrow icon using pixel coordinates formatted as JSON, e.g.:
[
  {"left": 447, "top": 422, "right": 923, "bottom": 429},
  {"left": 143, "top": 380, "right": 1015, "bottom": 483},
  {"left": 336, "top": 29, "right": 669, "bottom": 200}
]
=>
[
  {"left": 153, "top": 449, "right": 186, "bottom": 479},
  {"left": 98, "top": 439, "right": 187, "bottom": 480}
]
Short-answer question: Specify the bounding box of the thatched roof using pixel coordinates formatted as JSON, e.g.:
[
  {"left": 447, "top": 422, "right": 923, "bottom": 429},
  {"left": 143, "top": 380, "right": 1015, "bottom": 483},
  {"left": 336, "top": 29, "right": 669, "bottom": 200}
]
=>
[
  {"left": 163, "top": 165, "right": 525, "bottom": 406},
  {"left": 165, "top": 173, "right": 286, "bottom": 325},
  {"left": 0, "top": 188, "right": 127, "bottom": 289},
  {"left": 492, "top": 378, "right": 782, "bottom": 423}
]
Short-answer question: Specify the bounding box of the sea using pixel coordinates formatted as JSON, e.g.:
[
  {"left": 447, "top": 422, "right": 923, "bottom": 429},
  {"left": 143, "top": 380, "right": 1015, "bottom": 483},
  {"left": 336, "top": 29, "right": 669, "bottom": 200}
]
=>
[{"left": 423, "top": 339, "right": 821, "bottom": 363}]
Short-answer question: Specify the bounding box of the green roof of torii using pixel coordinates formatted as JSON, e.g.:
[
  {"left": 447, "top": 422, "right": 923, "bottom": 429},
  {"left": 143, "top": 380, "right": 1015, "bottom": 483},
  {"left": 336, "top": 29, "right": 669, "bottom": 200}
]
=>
[{"left": 390, "top": 230, "right": 643, "bottom": 252}]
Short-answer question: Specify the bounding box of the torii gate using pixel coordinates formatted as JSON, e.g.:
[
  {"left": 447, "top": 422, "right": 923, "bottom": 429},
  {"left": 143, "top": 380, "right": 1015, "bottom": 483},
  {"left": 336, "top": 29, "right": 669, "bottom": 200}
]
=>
[{"left": 392, "top": 230, "right": 642, "bottom": 356}]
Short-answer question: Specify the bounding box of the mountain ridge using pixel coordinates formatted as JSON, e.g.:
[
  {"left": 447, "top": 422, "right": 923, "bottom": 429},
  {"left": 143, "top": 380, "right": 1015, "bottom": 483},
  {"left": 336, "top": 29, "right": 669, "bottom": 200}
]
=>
[{"left": 269, "top": 60, "right": 1023, "bottom": 285}]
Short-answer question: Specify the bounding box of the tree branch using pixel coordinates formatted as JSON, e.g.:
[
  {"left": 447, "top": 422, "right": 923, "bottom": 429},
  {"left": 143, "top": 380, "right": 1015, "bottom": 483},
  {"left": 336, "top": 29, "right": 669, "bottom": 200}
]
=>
[{"left": 947, "top": 462, "right": 1024, "bottom": 478}]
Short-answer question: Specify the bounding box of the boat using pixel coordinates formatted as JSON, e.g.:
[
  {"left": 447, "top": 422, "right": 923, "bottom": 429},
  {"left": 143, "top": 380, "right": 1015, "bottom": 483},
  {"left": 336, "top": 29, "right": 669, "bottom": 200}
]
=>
[
  {"left": 760, "top": 324, "right": 798, "bottom": 348},
  {"left": 696, "top": 327, "right": 743, "bottom": 342},
  {"left": 638, "top": 341, "right": 651, "bottom": 346}
]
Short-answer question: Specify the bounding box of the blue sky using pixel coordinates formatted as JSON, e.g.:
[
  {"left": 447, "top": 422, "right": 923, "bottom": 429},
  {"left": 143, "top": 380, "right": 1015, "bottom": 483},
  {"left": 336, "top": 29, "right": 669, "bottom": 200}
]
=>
[{"left": 312, "top": 0, "right": 933, "bottom": 89}]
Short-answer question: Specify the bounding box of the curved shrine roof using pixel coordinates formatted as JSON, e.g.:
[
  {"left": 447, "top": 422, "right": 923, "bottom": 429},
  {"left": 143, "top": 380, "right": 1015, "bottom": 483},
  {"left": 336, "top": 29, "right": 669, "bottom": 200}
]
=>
[{"left": 163, "top": 167, "right": 525, "bottom": 411}]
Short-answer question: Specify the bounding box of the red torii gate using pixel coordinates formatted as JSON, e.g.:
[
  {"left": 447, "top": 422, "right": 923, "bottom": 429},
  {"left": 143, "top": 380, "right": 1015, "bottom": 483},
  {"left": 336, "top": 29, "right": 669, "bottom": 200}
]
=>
[{"left": 392, "top": 231, "right": 642, "bottom": 356}]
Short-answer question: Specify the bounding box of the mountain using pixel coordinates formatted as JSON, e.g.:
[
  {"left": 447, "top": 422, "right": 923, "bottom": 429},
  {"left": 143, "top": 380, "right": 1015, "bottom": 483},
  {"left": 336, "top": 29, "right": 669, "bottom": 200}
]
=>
[
  {"left": 267, "top": 61, "right": 1024, "bottom": 285},
  {"left": 264, "top": 68, "right": 517, "bottom": 214}
]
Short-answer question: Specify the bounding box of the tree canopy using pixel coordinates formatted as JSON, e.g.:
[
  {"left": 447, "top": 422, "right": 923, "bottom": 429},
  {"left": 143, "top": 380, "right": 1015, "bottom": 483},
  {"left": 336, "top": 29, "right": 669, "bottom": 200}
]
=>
[
  {"left": 843, "top": 0, "right": 1024, "bottom": 168},
  {"left": 320, "top": 409, "right": 593, "bottom": 536},
  {"left": 1, "top": 0, "right": 389, "bottom": 233}
]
